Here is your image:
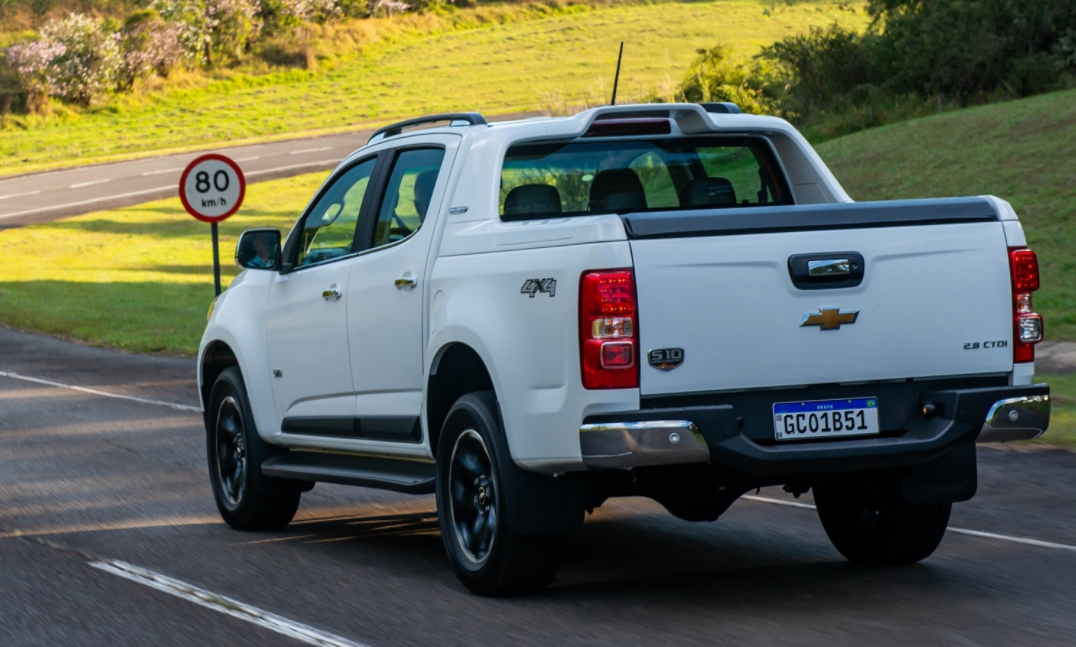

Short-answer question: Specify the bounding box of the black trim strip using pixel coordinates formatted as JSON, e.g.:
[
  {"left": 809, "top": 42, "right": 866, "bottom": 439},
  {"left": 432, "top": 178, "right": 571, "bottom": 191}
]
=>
[
  {"left": 621, "top": 197, "right": 998, "bottom": 239},
  {"left": 281, "top": 416, "right": 422, "bottom": 443}
]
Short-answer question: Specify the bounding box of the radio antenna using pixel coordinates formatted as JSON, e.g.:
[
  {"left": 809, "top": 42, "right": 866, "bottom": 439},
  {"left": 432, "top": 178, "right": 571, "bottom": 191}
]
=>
[{"left": 609, "top": 41, "right": 624, "bottom": 105}]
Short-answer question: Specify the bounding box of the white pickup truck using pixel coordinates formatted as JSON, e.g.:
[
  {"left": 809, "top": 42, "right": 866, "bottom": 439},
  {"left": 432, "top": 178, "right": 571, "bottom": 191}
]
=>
[{"left": 200, "top": 103, "right": 1050, "bottom": 596}]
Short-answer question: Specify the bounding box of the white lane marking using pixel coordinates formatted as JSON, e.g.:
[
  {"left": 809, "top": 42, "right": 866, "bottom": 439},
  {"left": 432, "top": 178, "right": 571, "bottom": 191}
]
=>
[
  {"left": 0, "top": 190, "right": 40, "bottom": 200},
  {"left": 947, "top": 528, "right": 1076, "bottom": 552},
  {"left": 290, "top": 147, "right": 333, "bottom": 155},
  {"left": 0, "top": 185, "right": 173, "bottom": 220},
  {"left": 247, "top": 160, "right": 338, "bottom": 176},
  {"left": 142, "top": 167, "right": 185, "bottom": 176},
  {"left": 90, "top": 560, "right": 372, "bottom": 647},
  {"left": 742, "top": 494, "right": 1076, "bottom": 553},
  {"left": 234, "top": 156, "right": 261, "bottom": 162},
  {"left": 0, "top": 370, "right": 201, "bottom": 413},
  {"left": 71, "top": 178, "right": 111, "bottom": 188},
  {"left": 742, "top": 495, "right": 816, "bottom": 510}
]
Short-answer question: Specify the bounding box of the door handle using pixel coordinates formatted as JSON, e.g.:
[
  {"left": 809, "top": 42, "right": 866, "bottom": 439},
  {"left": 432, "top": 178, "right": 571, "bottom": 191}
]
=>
[
  {"left": 322, "top": 285, "right": 341, "bottom": 300},
  {"left": 395, "top": 274, "right": 417, "bottom": 289}
]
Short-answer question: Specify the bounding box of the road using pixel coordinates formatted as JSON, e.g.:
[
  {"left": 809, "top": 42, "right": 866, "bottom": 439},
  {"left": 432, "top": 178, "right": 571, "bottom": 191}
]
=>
[
  {"left": 0, "top": 112, "right": 539, "bottom": 230},
  {"left": 1, "top": 326, "right": 1075, "bottom": 645}
]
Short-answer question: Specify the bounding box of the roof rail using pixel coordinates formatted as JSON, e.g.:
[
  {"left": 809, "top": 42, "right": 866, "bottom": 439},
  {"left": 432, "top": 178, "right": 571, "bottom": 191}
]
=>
[
  {"left": 368, "top": 112, "right": 488, "bottom": 143},
  {"left": 698, "top": 102, "right": 742, "bottom": 114}
]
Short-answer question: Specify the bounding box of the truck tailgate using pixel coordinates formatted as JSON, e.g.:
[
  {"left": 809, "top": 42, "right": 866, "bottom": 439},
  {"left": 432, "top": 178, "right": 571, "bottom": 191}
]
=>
[{"left": 625, "top": 199, "right": 1014, "bottom": 397}]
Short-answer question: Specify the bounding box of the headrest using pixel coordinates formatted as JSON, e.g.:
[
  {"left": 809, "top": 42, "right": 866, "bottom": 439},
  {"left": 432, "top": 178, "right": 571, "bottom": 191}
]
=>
[
  {"left": 588, "top": 168, "right": 647, "bottom": 213},
  {"left": 503, "top": 184, "right": 563, "bottom": 218},
  {"left": 685, "top": 177, "right": 737, "bottom": 208}
]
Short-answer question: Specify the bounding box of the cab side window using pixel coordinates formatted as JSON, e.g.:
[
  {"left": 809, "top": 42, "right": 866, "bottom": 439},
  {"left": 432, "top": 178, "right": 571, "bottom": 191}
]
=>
[
  {"left": 297, "top": 158, "right": 376, "bottom": 266},
  {"left": 370, "top": 148, "right": 445, "bottom": 249}
]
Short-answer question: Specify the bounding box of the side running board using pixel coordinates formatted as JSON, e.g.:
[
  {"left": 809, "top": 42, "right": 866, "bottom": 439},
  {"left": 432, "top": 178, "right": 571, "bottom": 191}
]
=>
[{"left": 261, "top": 451, "right": 436, "bottom": 495}]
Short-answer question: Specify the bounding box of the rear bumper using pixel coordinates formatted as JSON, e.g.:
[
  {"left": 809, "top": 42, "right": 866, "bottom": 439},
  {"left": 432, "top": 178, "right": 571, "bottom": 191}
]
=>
[{"left": 580, "top": 383, "right": 1049, "bottom": 475}]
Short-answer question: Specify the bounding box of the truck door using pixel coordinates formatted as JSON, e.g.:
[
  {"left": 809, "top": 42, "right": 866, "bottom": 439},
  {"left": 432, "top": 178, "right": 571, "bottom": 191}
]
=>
[
  {"left": 345, "top": 135, "right": 459, "bottom": 445},
  {"left": 265, "top": 156, "right": 379, "bottom": 426}
]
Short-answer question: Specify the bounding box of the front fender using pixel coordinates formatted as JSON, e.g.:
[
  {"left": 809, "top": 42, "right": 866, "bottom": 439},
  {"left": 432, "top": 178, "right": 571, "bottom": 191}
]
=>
[{"left": 198, "top": 270, "right": 278, "bottom": 444}]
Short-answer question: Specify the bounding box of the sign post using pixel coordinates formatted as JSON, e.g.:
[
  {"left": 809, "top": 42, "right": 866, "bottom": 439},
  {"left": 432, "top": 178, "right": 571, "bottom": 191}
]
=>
[{"left": 179, "top": 154, "right": 246, "bottom": 296}]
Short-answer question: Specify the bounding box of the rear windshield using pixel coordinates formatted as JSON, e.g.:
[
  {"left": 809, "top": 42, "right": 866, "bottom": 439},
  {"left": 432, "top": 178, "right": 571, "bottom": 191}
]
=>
[{"left": 499, "top": 137, "right": 791, "bottom": 220}]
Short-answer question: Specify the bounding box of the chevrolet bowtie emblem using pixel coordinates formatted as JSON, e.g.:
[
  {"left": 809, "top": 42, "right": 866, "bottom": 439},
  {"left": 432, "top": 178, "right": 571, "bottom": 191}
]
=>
[{"left": 800, "top": 308, "right": 859, "bottom": 330}]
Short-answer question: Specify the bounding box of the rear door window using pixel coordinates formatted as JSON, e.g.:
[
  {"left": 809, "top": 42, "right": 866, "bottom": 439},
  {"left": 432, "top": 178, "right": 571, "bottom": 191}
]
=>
[{"left": 365, "top": 147, "right": 445, "bottom": 250}]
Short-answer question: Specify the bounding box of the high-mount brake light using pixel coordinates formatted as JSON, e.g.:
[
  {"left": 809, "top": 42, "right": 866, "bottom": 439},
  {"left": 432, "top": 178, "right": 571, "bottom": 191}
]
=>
[
  {"left": 583, "top": 119, "right": 672, "bottom": 138},
  {"left": 1009, "top": 247, "right": 1043, "bottom": 363},
  {"left": 580, "top": 270, "right": 639, "bottom": 389}
]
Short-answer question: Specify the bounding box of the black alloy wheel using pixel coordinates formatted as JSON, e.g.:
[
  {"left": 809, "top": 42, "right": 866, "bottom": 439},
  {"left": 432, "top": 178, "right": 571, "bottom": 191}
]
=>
[
  {"left": 436, "top": 391, "right": 566, "bottom": 596},
  {"left": 214, "top": 395, "right": 247, "bottom": 511},
  {"left": 206, "top": 367, "right": 302, "bottom": 530},
  {"left": 448, "top": 428, "right": 498, "bottom": 565}
]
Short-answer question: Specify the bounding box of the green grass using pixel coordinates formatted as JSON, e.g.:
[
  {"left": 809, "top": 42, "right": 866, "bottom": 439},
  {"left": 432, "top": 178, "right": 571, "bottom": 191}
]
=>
[
  {"left": 0, "top": 0, "right": 862, "bottom": 175},
  {"left": 1037, "top": 372, "right": 1076, "bottom": 447}
]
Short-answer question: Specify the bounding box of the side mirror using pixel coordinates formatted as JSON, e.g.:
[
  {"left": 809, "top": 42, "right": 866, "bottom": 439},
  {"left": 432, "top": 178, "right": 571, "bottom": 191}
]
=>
[{"left": 235, "top": 229, "right": 281, "bottom": 271}]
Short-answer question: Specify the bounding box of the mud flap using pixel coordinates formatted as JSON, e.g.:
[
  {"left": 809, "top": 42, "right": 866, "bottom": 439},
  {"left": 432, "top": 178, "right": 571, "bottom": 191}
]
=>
[{"left": 901, "top": 442, "right": 977, "bottom": 505}]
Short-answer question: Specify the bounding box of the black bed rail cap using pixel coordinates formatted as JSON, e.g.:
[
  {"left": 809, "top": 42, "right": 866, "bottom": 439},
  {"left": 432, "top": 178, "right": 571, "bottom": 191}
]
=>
[
  {"left": 620, "top": 197, "right": 999, "bottom": 239},
  {"left": 368, "top": 112, "right": 488, "bottom": 143}
]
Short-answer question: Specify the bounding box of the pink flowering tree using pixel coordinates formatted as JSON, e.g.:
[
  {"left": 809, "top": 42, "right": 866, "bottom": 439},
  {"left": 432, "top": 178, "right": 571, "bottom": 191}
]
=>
[
  {"left": 5, "top": 39, "right": 67, "bottom": 111},
  {"left": 4, "top": 14, "right": 121, "bottom": 107}
]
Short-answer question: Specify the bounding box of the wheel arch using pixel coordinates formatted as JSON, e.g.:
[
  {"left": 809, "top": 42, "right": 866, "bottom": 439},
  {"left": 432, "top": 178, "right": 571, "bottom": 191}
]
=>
[
  {"left": 426, "top": 342, "right": 496, "bottom": 458},
  {"left": 200, "top": 340, "right": 240, "bottom": 418}
]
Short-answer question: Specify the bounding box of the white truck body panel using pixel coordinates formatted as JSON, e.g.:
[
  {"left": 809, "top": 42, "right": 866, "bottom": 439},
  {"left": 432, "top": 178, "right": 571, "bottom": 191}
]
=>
[{"left": 632, "top": 221, "right": 1014, "bottom": 396}]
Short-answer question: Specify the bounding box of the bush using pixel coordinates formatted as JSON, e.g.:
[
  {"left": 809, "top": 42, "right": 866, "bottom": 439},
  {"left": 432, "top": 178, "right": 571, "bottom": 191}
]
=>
[
  {"left": 4, "top": 37, "right": 65, "bottom": 110},
  {"left": 4, "top": 13, "right": 122, "bottom": 107},
  {"left": 117, "top": 10, "right": 186, "bottom": 89},
  {"left": 42, "top": 13, "right": 122, "bottom": 105},
  {"left": 710, "top": 0, "right": 1076, "bottom": 137},
  {"left": 655, "top": 44, "right": 779, "bottom": 115},
  {"left": 153, "top": 0, "right": 262, "bottom": 66}
]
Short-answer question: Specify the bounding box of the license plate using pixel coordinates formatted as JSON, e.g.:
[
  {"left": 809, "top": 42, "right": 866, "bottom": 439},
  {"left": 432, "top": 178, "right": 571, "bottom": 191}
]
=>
[{"left": 773, "top": 397, "right": 879, "bottom": 441}]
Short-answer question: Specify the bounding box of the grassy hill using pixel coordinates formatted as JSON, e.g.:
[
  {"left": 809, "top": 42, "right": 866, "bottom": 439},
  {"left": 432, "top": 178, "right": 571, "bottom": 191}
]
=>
[{"left": 0, "top": 0, "right": 861, "bottom": 175}]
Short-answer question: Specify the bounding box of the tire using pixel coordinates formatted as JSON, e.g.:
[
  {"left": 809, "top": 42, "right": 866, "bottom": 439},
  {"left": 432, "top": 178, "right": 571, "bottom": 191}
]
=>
[
  {"left": 814, "top": 481, "right": 951, "bottom": 566},
  {"left": 206, "top": 367, "right": 301, "bottom": 530},
  {"left": 436, "top": 391, "right": 565, "bottom": 596}
]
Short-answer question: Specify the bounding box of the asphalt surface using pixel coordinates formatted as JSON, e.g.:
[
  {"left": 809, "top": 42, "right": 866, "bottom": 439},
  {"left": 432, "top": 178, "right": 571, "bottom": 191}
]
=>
[
  {"left": 0, "top": 112, "right": 539, "bottom": 230},
  {"left": 1, "top": 325, "right": 1075, "bottom": 646}
]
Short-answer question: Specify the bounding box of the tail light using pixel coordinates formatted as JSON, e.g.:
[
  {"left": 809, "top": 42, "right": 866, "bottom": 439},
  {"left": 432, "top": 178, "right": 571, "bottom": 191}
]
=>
[
  {"left": 1009, "top": 248, "right": 1043, "bottom": 363},
  {"left": 580, "top": 269, "right": 639, "bottom": 389}
]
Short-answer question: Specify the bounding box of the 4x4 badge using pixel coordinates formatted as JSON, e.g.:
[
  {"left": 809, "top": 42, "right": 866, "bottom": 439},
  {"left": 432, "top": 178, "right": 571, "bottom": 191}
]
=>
[
  {"left": 521, "top": 278, "right": 556, "bottom": 298},
  {"left": 800, "top": 307, "right": 859, "bottom": 330}
]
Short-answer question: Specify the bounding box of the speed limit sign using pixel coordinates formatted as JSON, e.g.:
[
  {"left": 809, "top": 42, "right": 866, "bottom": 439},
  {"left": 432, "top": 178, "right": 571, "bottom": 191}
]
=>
[
  {"left": 180, "top": 154, "right": 246, "bottom": 296},
  {"left": 179, "top": 154, "right": 245, "bottom": 223}
]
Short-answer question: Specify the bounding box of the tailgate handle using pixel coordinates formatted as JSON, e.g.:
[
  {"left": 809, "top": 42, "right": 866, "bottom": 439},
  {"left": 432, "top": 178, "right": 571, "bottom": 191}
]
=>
[
  {"left": 808, "top": 258, "right": 850, "bottom": 276},
  {"left": 788, "top": 252, "right": 864, "bottom": 290}
]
